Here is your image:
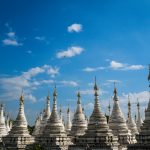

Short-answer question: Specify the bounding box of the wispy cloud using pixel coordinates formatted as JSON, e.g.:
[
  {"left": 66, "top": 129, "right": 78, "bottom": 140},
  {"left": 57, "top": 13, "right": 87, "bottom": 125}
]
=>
[
  {"left": 0, "top": 65, "right": 59, "bottom": 102},
  {"left": 59, "top": 80, "right": 78, "bottom": 87},
  {"left": 56, "top": 46, "right": 84, "bottom": 58},
  {"left": 110, "top": 60, "right": 145, "bottom": 70},
  {"left": 80, "top": 89, "right": 107, "bottom": 95},
  {"left": 107, "top": 80, "right": 121, "bottom": 83},
  {"left": 67, "top": 23, "right": 82, "bottom": 33},
  {"left": 2, "top": 26, "right": 23, "bottom": 46},
  {"left": 35, "top": 36, "right": 45, "bottom": 41},
  {"left": 26, "top": 50, "right": 32, "bottom": 54},
  {"left": 43, "top": 65, "right": 59, "bottom": 78},
  {"left": 83, "top": 67, "right": 105, "bottom": 72}
]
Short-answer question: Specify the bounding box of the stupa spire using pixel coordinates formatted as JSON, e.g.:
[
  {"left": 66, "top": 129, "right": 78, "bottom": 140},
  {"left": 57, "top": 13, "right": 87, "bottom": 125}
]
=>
[
  {"left": 136, "top": 99, "right": 143, "bottom": 132},
  {"left": 3, "top": 92, "right": 34, "bottom": 149},
  {"left": 43, "top": 85, "right": 65, "bottom": 135},
  {"left": 66, "top": 106, "right": 72, "bottom": 133},
  {"left": 0, "top": 103, "right": 7, "bottom": 138},
  {"left": 126, "top": 96, "right": 138, "bottom": 135},
  {"left": 45, "top": 91, "right": 51, "bottom": 118},
  {"left": 71, "top": 90, "right": 87, "bottom": 136},
  {"left": 109, "top": 84, "right": 134, "bottom": 148}
]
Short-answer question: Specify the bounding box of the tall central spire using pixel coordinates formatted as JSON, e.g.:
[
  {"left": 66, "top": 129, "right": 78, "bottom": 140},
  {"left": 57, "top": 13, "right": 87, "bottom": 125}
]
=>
[{"left": 86, "top": 77, "right": 113, "bottom": 135}]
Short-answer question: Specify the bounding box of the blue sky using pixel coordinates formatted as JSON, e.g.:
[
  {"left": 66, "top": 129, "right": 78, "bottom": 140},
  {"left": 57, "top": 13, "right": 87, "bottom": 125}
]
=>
[{"left": 0, "top": 0, "right": 150, "bottom": 125}]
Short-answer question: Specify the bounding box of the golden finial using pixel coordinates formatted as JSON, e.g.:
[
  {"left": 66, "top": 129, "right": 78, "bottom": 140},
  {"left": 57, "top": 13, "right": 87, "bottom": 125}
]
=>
[
  {"left": 67, "top": 107, "right": 70, "bottom": 114},
  {"left": 135, "top": 114, "right": 137, "bottom": 122},
  {"left": 59, "top": 104, "right": 62, "bottom": 113},
  {"left": 20, "top": 90, "right": 24, "bottom": 104},
  {"left": 128, "top": 95, "right": 131, "bottom": 107},
  {"left": 148, "top": 64, "right": 150, "bottom": 81},
  {"left": 114, "top": 82, "right": 117, "bottom": 95},
  {"left": 47, "top": 90, "right": 50, "bottom": 100},
  {"left": 137, "top": 98, "right": 140, "bottom": 107},
  {"left": 53, "top": 84, "right": 57, "bottom": 97},
  {"left": 77, "top": 91, "right": 81, "bottom": 104},
  {"left": 94, "top": 76, "right": 98, "bottom": 91},
  {"left": 77, "top": 91, "right": 81, "bottom": 98}
]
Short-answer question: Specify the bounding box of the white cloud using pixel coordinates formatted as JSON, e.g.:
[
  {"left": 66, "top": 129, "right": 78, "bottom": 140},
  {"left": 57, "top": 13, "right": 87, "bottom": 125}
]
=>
[
  {"left": 22, "top": 67, "right": 45, "bottom": 80},
  {"left": 43, "top": 65, "right": 59, "bottom": 77},
  {"left": 80, "top": 89, "right": 107, "bottom": 95},
  {"left": 110, "top": 60, "right": 125, "bottom": 69},
  {"left": 2, "top": 29, "right": 22, "bottom": 46},
  {"left": 83, "top": 67, "right": 105, "bottom": 72},
  {"left": 7, "top": 32, "right": 15, "bottom": 38},
  {"left": 56, "top": 46, "right": 84, "bottom": 58},
  {"left": 107, "top": 80, "right": 121, "bottom": 83},
  {"left": 110, "top": 60, "right": 145, "bottom": 70},
  {"left": 84, "top": 102, "right": 94, "bottom": 110},
  {"left": 2, "top": 39, "right": 22, "bottom": 46},
  {"left": 121, "top": 91, "right": 149, "bottom": 104},
  {"left": 59, "top": 80, "right": 78, "bottom": 87},
  {"left": 68, "top": 23, "right": 82, "bottom": 33},
  {"left": 123, "top": 65, "right": 145, "bottom": 70},
  {"left": 35, "top": 36, "right": 45, "bottom": 41},
  {"left": 25, "top": 94, "right": 37, "bottom": 103},
  {"left": 80, "top": 89, "right": 94, "bottom": 95},
  {"left": 26, "top": 50, "right": 32, "bottom": 54},
  {"left": 0, "top": 65, "right": 59, "bottom": 102}
]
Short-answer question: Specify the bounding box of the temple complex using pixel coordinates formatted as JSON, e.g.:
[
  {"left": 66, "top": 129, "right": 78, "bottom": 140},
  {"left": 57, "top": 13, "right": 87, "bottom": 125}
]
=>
[
  {"left": 128, "top": 65, "right": 150, "bottom": 150},
  {"left": 69, "top": 78, "right": 118, "bottom": 150}
]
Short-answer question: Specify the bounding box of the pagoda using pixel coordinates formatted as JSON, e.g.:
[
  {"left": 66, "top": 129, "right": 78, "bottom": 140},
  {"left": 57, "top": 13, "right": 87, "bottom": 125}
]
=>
[
  {"left": 109, "top": 83, "right": 135, "bottom": 149},
  {"left": 38, "top": 86, "right": 72, "bottom": 150},
  {"left": 70, "top": 91, "right": 87, "bottom": 136},
  {"left": 126, "top": 96, "right": 138, "bottom": 136},
  {"left": 128, "top": 65, "right": 150, "bottom": 149},
  {"left": 3, "top": 92, "right": 34, "bottom": 149}
]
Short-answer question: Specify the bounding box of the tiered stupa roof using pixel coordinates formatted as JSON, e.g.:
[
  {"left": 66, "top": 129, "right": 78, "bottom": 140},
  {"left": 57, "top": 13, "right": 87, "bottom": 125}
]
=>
[
  {"left": 71, "top": 91, "right": 87, "bottom": 136},
  {"left": 126, "top": 96, "right": 138, "bottom": 136},
  {"left": 109, "top": 83, "right": 135, "bottom": 148}
]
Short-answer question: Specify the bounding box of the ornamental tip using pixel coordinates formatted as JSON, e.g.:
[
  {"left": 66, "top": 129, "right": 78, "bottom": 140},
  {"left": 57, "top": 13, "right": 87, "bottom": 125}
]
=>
[
  {"left": 59, "top": 104, "right": 62, "bottom": 113},
  {"left": 148, "top": 64, "right": 150, "bottom": 81},
  {"left": 20, "top": 90, "right": 24, "bottom": 104},
  {"left": 137, "top": 99, "right": 140, "bottom": 107},
  {"left": 67, "top": 107, "right": 70, "bottom": 114},
  {"left": 128, "top": 95, "right": 131, "bottom": 107},
  {"left": 53, "top": 85, "right": 57, "bottom": 97},
  {"left": 94, "top": 76, "right": 98, "bottom": 91},
  {"left": 47, "top": 90, "right": 50, "bottom": 100},
  {"left": 113, "top": 82, "right": 117, "bottom": 96},
  {"left": 77, "top": 91, "right": 81, "bottom": 98}
]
